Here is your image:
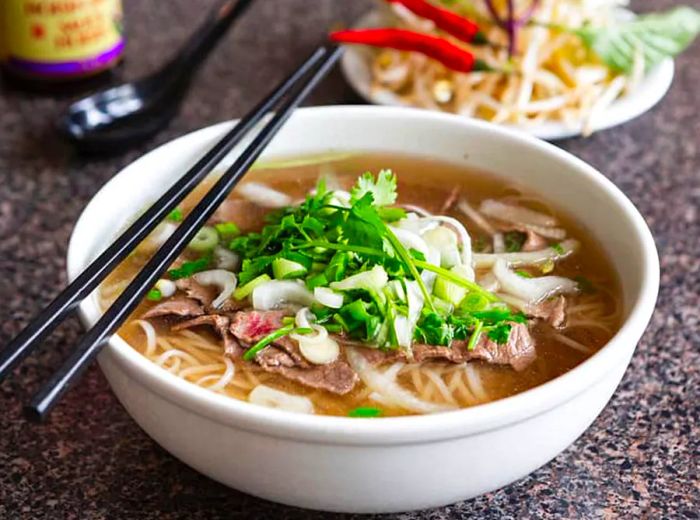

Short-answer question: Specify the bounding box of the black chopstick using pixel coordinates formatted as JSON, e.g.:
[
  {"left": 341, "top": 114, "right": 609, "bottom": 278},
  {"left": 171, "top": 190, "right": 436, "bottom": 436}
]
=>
[
  {"left": 0, "top": 45, "right": 331, "bottom": 384},
  {"left": 27, "top": 45, "right": 343, "bottom": 420}
]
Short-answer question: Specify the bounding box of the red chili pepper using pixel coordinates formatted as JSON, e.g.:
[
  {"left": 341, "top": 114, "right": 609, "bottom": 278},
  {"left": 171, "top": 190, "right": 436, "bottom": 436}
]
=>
[
  {"left": 387, "top": 0, "right": 487, "bottom": 44},
  {"left": 330, "top": 29, "right": 489, "bottom": 73}
]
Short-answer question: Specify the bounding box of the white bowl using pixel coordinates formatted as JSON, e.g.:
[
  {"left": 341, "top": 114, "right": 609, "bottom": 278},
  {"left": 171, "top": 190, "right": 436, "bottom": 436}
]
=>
[{"left": 68, "top": 106, "right": 659, "bottom": 513}]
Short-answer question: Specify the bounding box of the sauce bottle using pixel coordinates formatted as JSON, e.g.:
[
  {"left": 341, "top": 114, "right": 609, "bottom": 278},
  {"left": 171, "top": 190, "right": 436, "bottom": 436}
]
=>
[{"left": 0, "top": 0, "right": 125, "bottom": 85}]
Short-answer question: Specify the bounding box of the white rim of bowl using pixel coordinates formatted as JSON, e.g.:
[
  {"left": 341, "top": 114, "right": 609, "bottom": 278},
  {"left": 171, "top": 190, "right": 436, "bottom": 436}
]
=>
[{"left": 68, "top": 106, "right": 659, "bottom": 445}]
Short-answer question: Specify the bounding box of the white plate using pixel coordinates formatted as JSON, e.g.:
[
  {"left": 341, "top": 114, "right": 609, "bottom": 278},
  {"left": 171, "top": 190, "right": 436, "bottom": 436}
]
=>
[{"left": 340, "top": 10, "right": 675, "bottom": 140}]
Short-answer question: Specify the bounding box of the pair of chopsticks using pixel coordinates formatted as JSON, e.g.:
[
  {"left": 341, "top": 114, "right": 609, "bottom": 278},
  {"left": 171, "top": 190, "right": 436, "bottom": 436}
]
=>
[{"left": 1, "top": 45, "right": 343, "bottom": 421}]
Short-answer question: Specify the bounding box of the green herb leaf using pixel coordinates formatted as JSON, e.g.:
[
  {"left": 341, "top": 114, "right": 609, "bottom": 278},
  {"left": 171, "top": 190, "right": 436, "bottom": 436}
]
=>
[
  {"left": 487, "top": 322, "right": 512, "bottom": 344},
  {"left": 504, "top": 231, "right": 526, "bottom": 253},
  {"left": 551, "top": 243, "right": 565, "bottom": 255},
  {"left": 576, "top": 6, "right": 700, "bottom": 73},
  {"left": 167, "top": 207, "right": 183, "bottom": 222},
  {"left": 575, "top": 275, "right": 596, "bottom": 294},
  {"left": 350, "top": 170, "right": 398, "bottom": 206},
  {"left": 215, "top": 221, "right": 240, "bottom": 239},
  {"left": 168, "top": 254, "right": 212, "bottom": 280},
  {"left": 146, "top": 288, "right": 162, "bottom": 301},
  {"left": 348, "top": 406, "right": 383, "bottom": 418},
  {"left": 242, "top": 325, "right": 313, "bottom": 361}
]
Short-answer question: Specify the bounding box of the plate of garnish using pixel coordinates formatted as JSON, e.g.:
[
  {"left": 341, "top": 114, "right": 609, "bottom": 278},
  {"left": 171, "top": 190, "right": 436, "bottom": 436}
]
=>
[{"left": 336, "top": 0, "right": 700, "bottom": 139}]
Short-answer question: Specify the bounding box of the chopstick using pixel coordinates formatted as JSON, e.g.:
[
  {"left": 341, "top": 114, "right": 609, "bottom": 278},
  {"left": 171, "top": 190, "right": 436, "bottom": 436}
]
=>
[
  {"left": 21, "top": 45, "right": 342, "bottom": 420},
  {"left": 0, "top": 45, "right": 332, "bottom": 385}
]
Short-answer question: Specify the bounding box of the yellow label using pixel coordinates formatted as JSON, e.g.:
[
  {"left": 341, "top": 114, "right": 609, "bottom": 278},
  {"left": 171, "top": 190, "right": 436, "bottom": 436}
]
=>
[{"left": 1, "top": 0, "right": 123, "bottom": 64}]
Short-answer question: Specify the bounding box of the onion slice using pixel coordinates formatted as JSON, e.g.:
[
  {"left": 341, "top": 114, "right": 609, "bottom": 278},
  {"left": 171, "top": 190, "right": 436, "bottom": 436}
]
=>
[
  {"left": 493, "top": 259, "right": 578, "bottom": 304},
  {"left": 252, "top": 280, "right": 315, "bottom": 310},
  {"left": 480, "top": 199, "right": 557, "bottom": 227},
  {"left": 346, "top": 348, "right": 455, "bottom": 414},
  {"left": 314, "top": 287, "right": 344, "bottom": 308},
  {"left": 192, "top": 269, "right": 237, "bottom": 309},
  {"left": 473, "top": 239, "right": 579, "bottom": 268},
  {"left": 238, "top": 182, "right": 292, "bottom": 208}
]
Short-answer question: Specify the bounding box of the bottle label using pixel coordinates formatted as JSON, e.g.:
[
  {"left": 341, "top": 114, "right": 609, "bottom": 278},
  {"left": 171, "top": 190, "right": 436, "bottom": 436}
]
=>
[{"left": 1, "top": 0, "right": 124, "bottom": 77}]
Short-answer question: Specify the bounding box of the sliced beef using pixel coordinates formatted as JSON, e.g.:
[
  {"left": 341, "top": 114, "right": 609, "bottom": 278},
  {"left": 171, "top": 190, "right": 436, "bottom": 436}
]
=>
[
  {"left": 356, "top": 347, "right": 407, "bottom": 366},
  {"left": 497, "top": 227, "right": 548, "bottom": 252},
  {"left": 172, "top": 314, "right": 243, "bottom": 357},
  {"left": 143, "top": 297, "right": 203, "bottom": 320},
  {"left": 413, "top": 322, "right": 536, "bottom": 371},
  {"left": 527, "top": 296, "right": 567, "bottom": 328},
  {"left": 256, "top": 347, "right": 358, "bottom": 395},
  {"left": 230, "top": 310, "right": 359, "bottom": 395},
  {"left": 468, "top": 322, "right": 536, "bottom": 371},
  {"left": 521, "top": 229, "right": 548, "bottom": 252},
  {"left": 230, "top": 310, "right": 288, "bottom": 344},
  {"left": 213, "top": 199, "right": 269, "bottom": 231},
  {"left": 440, "top": 186, "right": 460, "bottom": 213},
  {"left": 176, "top": 278, "right": 217, "bottom": 307}
]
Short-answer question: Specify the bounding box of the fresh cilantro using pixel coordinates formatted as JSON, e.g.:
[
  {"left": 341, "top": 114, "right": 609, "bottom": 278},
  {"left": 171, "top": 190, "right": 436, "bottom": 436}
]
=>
[
  {"left": 350, "top": 170, "right": 398, "bottom": 206},
  {"left": 168, "top": 254, "right": 212, "bottom": 280},
  {"left": 214, "top": 221, "right": 240, "bottom": 239},
  {"left": 575, "top": 275, "right": 596, "bottom": 294},
  {"left": 487, "top": 323, "right": 512, "bottom": 344},
  {"left": 409, "top": 248, "right": 426, "bottom": 262},
  {"left": 504, "top": 231, "right": 526, "bottom": 253},
  {"left": 167, "top": 207, "right": 183, "bottom": 222},
  {"left": 551, "top": 242, "right": 565, "bottom": 254},
  {"left": 415, "top": 312, "right": 454, "bottom": 346},
  {"left": 146, "top": 288, "right": 162, "bottom": 301}
]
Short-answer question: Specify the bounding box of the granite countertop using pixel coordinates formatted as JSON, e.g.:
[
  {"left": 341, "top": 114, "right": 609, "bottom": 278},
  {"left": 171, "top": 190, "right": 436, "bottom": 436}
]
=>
[{"left": 1, "top": 0, "right": 698, "bottom": 518}]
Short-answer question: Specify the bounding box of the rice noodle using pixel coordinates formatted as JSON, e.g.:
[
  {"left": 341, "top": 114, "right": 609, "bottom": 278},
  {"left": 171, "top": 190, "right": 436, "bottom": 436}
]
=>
[
  {"left": 346, "top": 347, "right": 455, "bottom": 414},
  {"left": 493, "top": 259, "right": 578, "bottom": 304},
  {"left": 209, "top": 356, "right": 236, "bottom": 391},
  {"left": 456, "top": 199, "right": 496, "bottom": 235},
  {"left": 551, "top": 332, "right": 592, "bottom": 353},
  {"left": 480, "top": 199, "right": 557, "bottom": 228},
  {"left": 493, "top": 232, "right": 505, "bottom": 253},
  {"left": 130, "top": 320, "right": 157, "bottom": 356},
  {"left": 463, "top": 364, "right": 488, "bottom": 402}
]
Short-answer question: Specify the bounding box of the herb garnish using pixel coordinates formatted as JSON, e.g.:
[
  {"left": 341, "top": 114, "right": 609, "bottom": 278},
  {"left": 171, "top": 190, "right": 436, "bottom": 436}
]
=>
[{"left": 230, "top": 171, "right": 519, "bottom": 349}]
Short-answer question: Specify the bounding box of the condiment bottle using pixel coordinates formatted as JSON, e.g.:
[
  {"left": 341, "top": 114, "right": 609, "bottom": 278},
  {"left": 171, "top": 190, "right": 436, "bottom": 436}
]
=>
[{"left": 0, "top": 0, "right": 125, "bottom": 85}]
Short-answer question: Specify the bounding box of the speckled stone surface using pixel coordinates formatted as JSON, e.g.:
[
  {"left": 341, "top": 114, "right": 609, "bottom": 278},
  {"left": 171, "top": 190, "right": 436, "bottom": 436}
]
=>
[{"left": 0, "top": 0, "right": 698, "bottom": 518}]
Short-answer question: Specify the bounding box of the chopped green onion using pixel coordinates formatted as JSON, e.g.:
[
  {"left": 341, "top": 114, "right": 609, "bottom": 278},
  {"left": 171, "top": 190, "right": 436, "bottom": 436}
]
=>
[
  {"left": 459, "top": 292, "right": 489, "bottom": 312},
  {"left": 516, "top": 270, "right": 532, "bottom": 278},
  {"left": 504, "top": 231, "right": 526, "bottom": 253},
  {"left": 188, "top": 226, "right": 219, "bottom": 252},
  {"left": 233, "top": 273, "right": 271, "bottom": 300},
  {"left": 146, "top": 288, "right": 162, "bottom": 301},
  {"left": 215, "top": 221, "right": 240, "bottom": 240},
  {"left": 414, "top": 260, "right": 500, "bottom": 303},
  {"left": 575, "top": 275, "right": 596, "bottom": 294},
  {"left": 467, "top": 320, "right": 483, "bottom": 351},
  {"left": 306, "top": 272, "right": 329, "bottom": 290},
  {"left": 242, "top": 325, "right": 313, "bottom": 361},
  {"left": 167, "top": 208, "right": 183, "bottom": 222},
  {"left": 348, "top": 406, "right": 383, "bottom": 418},
  {"left": 551, "top": 243, "right": 565, "bottom": 254},
  {"left": 168, "top": 255, "right": 212, "bottom": 280},
  {"left": 272, "top": 258, "right": 308, "bottom": 280}
]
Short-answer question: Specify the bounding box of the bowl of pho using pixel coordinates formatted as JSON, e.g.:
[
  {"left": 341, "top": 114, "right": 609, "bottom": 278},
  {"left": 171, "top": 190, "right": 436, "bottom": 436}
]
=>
[{"left": 69, "top": 106, "right": 659, "bottom": 513}]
